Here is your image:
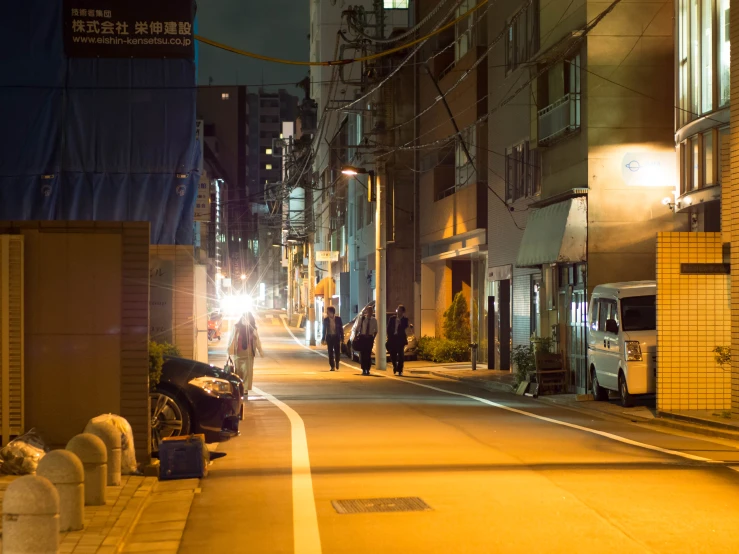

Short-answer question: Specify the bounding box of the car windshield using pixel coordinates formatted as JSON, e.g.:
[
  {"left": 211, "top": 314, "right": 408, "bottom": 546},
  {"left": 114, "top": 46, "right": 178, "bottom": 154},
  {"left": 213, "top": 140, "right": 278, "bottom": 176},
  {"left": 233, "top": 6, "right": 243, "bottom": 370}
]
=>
[{"left": 620, "top": 295, "right": 656, "bottom": 331}]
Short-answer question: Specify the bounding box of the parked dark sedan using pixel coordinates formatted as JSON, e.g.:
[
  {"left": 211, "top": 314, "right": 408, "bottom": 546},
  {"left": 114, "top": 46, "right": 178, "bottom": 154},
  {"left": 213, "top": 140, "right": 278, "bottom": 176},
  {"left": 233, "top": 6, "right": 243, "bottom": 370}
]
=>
[{"left": 150, "top": 357, "right": 243, "bottom": 451}]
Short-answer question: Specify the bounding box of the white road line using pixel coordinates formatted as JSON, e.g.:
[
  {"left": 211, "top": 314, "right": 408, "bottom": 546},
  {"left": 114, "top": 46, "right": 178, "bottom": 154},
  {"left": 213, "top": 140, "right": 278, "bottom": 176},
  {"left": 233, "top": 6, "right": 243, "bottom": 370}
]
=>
[
  {"left": 253, "top": 386, "right": 323, "bottom": 554},
  {"left": 280, "top": 318, "right": 714, "bottom": 464}
]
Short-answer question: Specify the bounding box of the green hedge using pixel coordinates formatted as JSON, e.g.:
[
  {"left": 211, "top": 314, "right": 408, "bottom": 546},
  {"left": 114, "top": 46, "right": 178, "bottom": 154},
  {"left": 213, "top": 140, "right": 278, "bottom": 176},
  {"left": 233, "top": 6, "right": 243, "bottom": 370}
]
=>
[{"left": 418, "top": 336, "right": 470, "bottom": 363}]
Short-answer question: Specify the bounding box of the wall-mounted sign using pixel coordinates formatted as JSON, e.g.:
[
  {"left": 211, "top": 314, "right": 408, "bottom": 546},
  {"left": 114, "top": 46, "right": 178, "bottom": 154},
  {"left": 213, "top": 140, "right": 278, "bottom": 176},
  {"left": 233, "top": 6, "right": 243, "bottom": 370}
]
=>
[
  {"left": 316, "top": 250, "right": 339, "bottom": 262},
  {"left": 621, "top": 151, "right": 676, "bottom": 187},
  {"left": 150, "top": 256, "right": 174, "bottom": 343},
  {"left": 194, "top": 171, "right": 210, "bottom": 222},
  {"left": 681, "top": 263, "right": 730, "bottom": 274},
  {"left": 63, "top": 0, "right": 195, "bottom": 59}
]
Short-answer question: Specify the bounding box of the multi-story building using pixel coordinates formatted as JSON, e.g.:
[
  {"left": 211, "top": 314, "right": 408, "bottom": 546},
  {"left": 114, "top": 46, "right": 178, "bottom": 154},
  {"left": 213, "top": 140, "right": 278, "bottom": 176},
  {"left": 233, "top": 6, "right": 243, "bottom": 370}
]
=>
[
  {"left": 415, "top": 0, "right": 489, "bottom": 361},
  {"left": 308, "top": 1, "right": 411, "bottom": 325},
  {"left": 501, "top": 0, "right": 683, "bottom": 391},
  {"left": 653, "top": 0, "right": 736, "bottom": 417},
  {"left": 197, "top": 85, "right": 248, "bottom": 293},
  {"left": 197, "top": 86, "right": 298, "bottom": 308},
  {"left": 486, "top": 0, "right": 541, "bottom": 370},
  {"left": 246, "top": 89, "right": 298, "bottom": 309}
]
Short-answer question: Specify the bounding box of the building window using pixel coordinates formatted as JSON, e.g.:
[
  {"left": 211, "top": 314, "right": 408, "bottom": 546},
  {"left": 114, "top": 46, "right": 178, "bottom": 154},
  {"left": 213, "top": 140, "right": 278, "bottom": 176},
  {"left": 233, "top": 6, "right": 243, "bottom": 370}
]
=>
[
  {"left": 679, "top": 126, "right": 727, "bottom": 193},
  {"left": 454, "top": 127, "right": 476, "bottom": 190},
  {"left": 701, "top": 0, "right": 713, "bottom": 113},
  {"left": 505, "top": 141, "right": 540, "bottom": 202},
  {"left": 679, "top": 0, "right": 731, "bottom": 126},
  {"left": 221, "top": 93, "right": 229, "bottom": 100},
  {"left": 265, "top": 164, "right": 272, "bottom": 170},
  {"left": 455, "top": 0, "right": 475, "bottom": 62},
  {"left": 265, "top": 148, "right": 273, "bottom": 155},
  {"left": 719, "top": 0, "right": 730, "bottom": 106},
  {"left": 505, "top": 0, "right": 540, "bottom": 73},
  {"left": 703, "top": 130, "right": 714, "bottom": 186},
  {"left": 384, "top": 0, "right": 408, "bottom": 7}
]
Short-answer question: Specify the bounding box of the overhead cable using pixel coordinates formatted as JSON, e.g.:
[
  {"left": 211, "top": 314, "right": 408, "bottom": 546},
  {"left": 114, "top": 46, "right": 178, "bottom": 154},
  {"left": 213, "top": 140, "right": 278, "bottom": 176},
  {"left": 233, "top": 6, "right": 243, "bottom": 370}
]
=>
[{"left": 193, "top": 0, "right": 488, "bottom": 67}]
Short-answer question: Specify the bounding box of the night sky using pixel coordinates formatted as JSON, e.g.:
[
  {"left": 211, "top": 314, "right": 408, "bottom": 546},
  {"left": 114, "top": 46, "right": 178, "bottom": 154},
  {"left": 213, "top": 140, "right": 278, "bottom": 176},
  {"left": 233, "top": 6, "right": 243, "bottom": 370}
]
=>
[{"left": 196, "top": 0, "right": 309, "bottom": 96}]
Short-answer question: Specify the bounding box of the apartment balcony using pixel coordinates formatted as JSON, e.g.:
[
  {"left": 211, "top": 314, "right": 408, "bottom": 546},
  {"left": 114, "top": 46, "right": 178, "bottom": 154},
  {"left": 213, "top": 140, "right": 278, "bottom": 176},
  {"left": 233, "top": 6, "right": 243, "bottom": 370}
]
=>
[{"left": 538, "top": 93, "right": 581, "bottom": 146}]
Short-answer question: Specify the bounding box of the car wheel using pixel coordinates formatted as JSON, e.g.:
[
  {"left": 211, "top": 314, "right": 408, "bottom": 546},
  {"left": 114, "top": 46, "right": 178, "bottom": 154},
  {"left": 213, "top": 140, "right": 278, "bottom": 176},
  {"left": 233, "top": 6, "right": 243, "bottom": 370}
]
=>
[
  {"left": 346, "top": 341, "right": 353, "bottom": 360},
  {"left": 591, "top": 367, "right": 608, "bottom": 401},
  {"left": 150, "top": 389, "right": 191, "bottom": 452},
  {"left": 618, "top": 373, "right": 634, "bottom": 408}
]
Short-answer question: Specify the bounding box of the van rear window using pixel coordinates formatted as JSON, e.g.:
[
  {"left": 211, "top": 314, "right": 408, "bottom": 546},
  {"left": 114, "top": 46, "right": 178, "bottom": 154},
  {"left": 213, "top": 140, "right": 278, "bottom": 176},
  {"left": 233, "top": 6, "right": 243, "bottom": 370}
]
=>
[{"left": 621, "top": 296, "right": 656, "bottom": 331}]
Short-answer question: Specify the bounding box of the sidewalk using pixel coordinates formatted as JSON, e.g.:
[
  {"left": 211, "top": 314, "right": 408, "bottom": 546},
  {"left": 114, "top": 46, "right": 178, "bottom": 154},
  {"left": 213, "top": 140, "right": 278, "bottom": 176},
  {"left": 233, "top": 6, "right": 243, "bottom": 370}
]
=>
[
  {"left": 420, "top": 367, "right": 739, "bottom": 442},
  {"left": 0, "top": 474, "right": 198, "bottom": 553}
]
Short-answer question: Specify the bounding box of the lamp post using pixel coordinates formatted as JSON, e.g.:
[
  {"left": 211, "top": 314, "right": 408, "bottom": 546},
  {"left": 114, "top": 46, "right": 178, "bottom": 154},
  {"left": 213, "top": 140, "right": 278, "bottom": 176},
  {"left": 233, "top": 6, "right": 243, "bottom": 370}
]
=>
[{"left": 342, "top": 165, "right": 387, "bottom": 371}]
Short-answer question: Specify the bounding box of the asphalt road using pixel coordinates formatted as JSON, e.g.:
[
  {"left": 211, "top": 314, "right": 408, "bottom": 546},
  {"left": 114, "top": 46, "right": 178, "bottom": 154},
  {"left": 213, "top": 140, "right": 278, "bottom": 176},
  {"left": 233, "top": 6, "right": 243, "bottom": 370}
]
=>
[{"left": 180, "top": 316, "right": 739, "bottom": 554}]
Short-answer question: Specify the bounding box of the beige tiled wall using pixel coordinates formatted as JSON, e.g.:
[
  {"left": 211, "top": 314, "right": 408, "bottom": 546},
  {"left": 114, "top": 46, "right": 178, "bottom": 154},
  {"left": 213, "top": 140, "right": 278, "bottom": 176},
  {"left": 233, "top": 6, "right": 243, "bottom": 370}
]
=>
[{"left": 656, "top": 233, "right": 731, "bottom": 412}]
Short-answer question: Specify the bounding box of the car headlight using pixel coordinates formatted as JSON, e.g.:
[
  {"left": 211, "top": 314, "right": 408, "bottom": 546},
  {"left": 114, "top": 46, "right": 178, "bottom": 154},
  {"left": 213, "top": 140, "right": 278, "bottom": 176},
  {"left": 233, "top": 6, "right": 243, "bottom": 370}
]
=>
[
  {"left": 188, "top": 376, "right": 233, "bottom": 395},
  {"left": 625, "top": 341, "right": 642, "bottom": 361}
]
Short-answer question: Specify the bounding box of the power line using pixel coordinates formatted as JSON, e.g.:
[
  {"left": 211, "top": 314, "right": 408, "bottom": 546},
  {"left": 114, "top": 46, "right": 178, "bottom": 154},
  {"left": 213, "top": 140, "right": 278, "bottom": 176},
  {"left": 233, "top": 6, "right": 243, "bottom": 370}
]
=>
[{"left": 194, "top": 0, "right": 489, "bottom": 67}]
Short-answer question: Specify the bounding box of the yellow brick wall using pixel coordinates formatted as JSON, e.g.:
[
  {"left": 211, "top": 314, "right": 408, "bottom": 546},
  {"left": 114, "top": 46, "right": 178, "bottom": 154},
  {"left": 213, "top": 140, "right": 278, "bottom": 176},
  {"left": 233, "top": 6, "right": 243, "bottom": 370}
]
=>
[
  {"left": 656, "top": 233, "right": 731, "bottom": 412},
  {"left": 730, "top": 0, "right": 739, "bottom": 417}
]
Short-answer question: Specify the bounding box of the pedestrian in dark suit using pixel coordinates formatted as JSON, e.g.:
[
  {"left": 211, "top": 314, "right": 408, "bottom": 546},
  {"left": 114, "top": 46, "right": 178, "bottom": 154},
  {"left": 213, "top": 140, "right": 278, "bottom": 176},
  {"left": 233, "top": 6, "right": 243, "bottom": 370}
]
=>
[
  {"left": 355, "top": 305, "right": 378, "bottom": 375},
  {"left": 321, "top": 306, "right": 344, "bottom": 371},
  {"left": 387, "top": 304, "right": 409, "bottom": 375}
]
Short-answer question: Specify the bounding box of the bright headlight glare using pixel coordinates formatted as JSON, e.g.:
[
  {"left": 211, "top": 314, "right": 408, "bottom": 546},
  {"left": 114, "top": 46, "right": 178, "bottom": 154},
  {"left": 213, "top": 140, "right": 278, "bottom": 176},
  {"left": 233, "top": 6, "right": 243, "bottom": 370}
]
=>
[
  {"left": 219, "top": 294, "right": 252, "bottom": 317},
  {"left": 625, "top": 341, "right": 643, "bottom": 361},
  {"left": 188, "top": 376, "right": 232, "bottom": 395}
]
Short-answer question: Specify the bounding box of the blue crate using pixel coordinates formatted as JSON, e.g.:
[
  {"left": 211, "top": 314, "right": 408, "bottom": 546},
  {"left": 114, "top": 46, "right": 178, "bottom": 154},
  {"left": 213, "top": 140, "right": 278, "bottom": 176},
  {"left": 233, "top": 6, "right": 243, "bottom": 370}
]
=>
[{"left": 159, "top": 435, "right": 205, "bottom": 480}]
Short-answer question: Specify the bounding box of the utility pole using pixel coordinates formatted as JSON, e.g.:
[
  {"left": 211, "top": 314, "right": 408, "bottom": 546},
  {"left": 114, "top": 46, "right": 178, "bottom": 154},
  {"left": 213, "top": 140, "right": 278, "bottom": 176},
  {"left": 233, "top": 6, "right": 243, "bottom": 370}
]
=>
[
  {"left": 308, "top": 240, "right": 316, "bottom": 346},
  {"left": 374, "top": 2, "right": 387, "bottom": 371},
  {"left": 287, "top": 245, "right": 294, "bottom": 322},
  {"left": 375, "top": 163, "right": 387, "bottom": 370}
]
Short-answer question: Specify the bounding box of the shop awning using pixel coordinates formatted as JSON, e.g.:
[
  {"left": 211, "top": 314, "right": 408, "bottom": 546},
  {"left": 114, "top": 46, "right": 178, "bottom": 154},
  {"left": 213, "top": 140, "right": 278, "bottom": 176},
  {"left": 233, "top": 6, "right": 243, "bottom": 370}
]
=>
[
  {"left": 516, "top": 197, "right": 587, "bottom": 268},
  {"left": 314, "top": 277, "right": 335, "bottom": 297}
]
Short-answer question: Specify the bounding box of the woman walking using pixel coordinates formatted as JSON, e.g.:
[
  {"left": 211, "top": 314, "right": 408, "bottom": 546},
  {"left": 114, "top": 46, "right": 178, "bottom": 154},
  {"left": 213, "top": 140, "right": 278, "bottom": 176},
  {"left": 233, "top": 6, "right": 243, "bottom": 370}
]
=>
[{"left": 228, "top": 312, "right": 263, "bottom": 394}]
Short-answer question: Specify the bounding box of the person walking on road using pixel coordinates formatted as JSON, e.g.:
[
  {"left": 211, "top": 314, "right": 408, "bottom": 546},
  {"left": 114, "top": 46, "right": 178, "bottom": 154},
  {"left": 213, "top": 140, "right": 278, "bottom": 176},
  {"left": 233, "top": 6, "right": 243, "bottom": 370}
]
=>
[
  {"left": 355, "top": 306, "right": 377, "bottom": 375},
  {"left": 228, "top": 312, "right": 263, "bottom": 394},
  {"left": 387, "top": 304, "right": 409, "bottom": 375},
  {"left": 321, "top": 306, "right": 344, "bottom": 371}
]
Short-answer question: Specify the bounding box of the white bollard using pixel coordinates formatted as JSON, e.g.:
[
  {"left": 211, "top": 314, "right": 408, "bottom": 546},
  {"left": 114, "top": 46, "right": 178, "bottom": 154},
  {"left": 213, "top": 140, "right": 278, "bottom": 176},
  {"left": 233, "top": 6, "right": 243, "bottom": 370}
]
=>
[
  {"left": 2, "top": 475, "right": 60, "bottom": 554},
  {"left": 37, "top": 450, "right": 85, "bottom": 532},
  {"left": 86, "top": 421, "right": 122, "bottom": 486},
  {"left": 66, "top": 433, "right": 107, "bottom": 506}
]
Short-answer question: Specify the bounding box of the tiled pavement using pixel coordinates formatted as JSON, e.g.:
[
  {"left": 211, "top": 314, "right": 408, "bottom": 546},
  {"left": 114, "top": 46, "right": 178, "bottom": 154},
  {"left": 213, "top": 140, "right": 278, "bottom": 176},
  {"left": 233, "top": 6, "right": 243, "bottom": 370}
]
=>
[{"left": 0, "top": 474, "right": 199, "bottom": 554}]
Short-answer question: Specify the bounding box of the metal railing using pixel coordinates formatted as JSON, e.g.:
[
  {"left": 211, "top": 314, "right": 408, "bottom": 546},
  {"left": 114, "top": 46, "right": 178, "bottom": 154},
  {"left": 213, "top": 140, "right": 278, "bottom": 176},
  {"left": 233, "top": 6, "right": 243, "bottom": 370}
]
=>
[{"left": 538, "top": 93, "right": 581, "bottom": 146}]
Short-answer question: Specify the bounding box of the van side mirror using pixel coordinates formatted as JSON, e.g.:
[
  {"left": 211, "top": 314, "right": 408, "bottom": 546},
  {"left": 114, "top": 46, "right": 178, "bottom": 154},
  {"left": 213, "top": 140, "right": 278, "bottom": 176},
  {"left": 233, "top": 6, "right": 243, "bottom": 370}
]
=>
[{"left": 605, "top": 319, "right": 619, "bottom": 334}]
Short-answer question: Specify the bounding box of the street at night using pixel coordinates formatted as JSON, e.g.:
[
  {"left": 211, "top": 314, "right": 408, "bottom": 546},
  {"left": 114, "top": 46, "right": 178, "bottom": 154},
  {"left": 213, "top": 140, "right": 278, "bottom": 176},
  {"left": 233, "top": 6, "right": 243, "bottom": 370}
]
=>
[
  {"left": 178, "top": 317, "right": 739, "bottom": 554},
  {"left": 5, "top": 0, "right": 739, "bottom": 552}
]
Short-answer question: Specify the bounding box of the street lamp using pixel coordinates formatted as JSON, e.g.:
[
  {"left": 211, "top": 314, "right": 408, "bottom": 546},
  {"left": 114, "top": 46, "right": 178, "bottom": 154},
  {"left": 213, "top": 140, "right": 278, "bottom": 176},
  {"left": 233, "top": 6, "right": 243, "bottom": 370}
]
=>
[
  {"left": 341, "top": 166, "right": 376, "bottom": 202},
  {"left": 341, "top": 164, "right": 386, "bottom": 371}
]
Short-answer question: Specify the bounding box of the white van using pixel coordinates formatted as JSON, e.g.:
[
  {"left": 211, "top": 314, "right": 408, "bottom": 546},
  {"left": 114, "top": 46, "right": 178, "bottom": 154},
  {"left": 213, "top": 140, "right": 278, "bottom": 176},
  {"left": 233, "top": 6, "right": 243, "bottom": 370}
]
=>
[{"left": 587, "top": 281, "right": 657, "bottom": 407}]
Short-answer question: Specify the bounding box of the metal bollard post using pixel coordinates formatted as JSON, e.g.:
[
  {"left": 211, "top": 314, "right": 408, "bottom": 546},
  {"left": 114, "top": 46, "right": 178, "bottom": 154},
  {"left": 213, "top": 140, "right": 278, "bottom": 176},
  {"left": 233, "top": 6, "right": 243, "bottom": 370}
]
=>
[
  {"left": 66, "top": 434, "right": 107, "bottom": 506},
  {"left": 2, "top": 475, "right": 60, "bottom": 554},
  {"left": 86, "top": 422, "right": 122, "bottom": 486},
  {"left": 470, "top": 343, "right": 478, "bottom": 371},
  {"left": 37, "top": 450, "right": 85, "bottom": 532}
]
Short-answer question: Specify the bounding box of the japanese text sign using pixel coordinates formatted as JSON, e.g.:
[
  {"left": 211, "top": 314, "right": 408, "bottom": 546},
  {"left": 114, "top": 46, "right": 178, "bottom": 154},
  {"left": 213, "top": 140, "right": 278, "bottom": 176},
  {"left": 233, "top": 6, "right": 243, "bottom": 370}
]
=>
[{"left": 64, "top": 0, "right": 195, "bottom": 59}]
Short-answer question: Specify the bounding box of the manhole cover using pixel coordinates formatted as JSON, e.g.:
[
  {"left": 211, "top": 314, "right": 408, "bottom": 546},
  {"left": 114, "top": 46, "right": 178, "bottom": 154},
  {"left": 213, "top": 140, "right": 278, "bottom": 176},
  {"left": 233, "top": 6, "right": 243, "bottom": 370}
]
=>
[{"left": 331, "top": 497, "right": 431, "bottom": 514}]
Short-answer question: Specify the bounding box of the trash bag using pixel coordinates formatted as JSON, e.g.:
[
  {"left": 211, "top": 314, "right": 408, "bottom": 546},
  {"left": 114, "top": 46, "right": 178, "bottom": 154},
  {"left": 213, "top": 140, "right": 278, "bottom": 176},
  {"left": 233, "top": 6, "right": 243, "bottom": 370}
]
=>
[
  {"left": 0, "top": 429, "right": 48, "bottom": 475},
  {"left": 85, "top": 414, "right": 138, "bottom": 475}
]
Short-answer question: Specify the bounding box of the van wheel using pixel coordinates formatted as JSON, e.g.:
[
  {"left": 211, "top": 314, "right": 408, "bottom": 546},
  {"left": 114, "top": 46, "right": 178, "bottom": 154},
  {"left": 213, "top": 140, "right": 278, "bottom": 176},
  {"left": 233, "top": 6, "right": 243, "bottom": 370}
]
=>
[
  {"left": 591, "top": 367, "right": 608, "bottom": 401},
  {"left": 618, "top": 373, "right": 634, "bottom": 408}
]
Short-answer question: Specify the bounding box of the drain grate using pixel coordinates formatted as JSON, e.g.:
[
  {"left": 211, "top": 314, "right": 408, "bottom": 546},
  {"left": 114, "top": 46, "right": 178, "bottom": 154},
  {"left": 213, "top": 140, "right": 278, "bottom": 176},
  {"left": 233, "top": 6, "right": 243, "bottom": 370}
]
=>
[{"left": 331, "top": 497, "right": 432, "bottom": 514}]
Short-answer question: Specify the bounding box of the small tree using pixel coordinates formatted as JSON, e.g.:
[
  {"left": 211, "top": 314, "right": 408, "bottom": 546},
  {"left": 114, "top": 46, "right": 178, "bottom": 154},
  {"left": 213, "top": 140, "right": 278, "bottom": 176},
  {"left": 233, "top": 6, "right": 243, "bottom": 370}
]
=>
[
  {"left": 443, "top": 291, "right": 471, "bottom": 342},
  {"left": 149, "top": 340, "right": 181, "bottom": 388}
]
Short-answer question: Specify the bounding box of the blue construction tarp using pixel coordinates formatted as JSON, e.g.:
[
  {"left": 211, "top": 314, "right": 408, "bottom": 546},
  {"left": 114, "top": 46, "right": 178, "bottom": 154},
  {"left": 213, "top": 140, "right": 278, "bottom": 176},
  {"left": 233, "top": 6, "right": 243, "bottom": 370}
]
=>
[{"left": 0, "top": 0, "right": 198, "bottom": 244}]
